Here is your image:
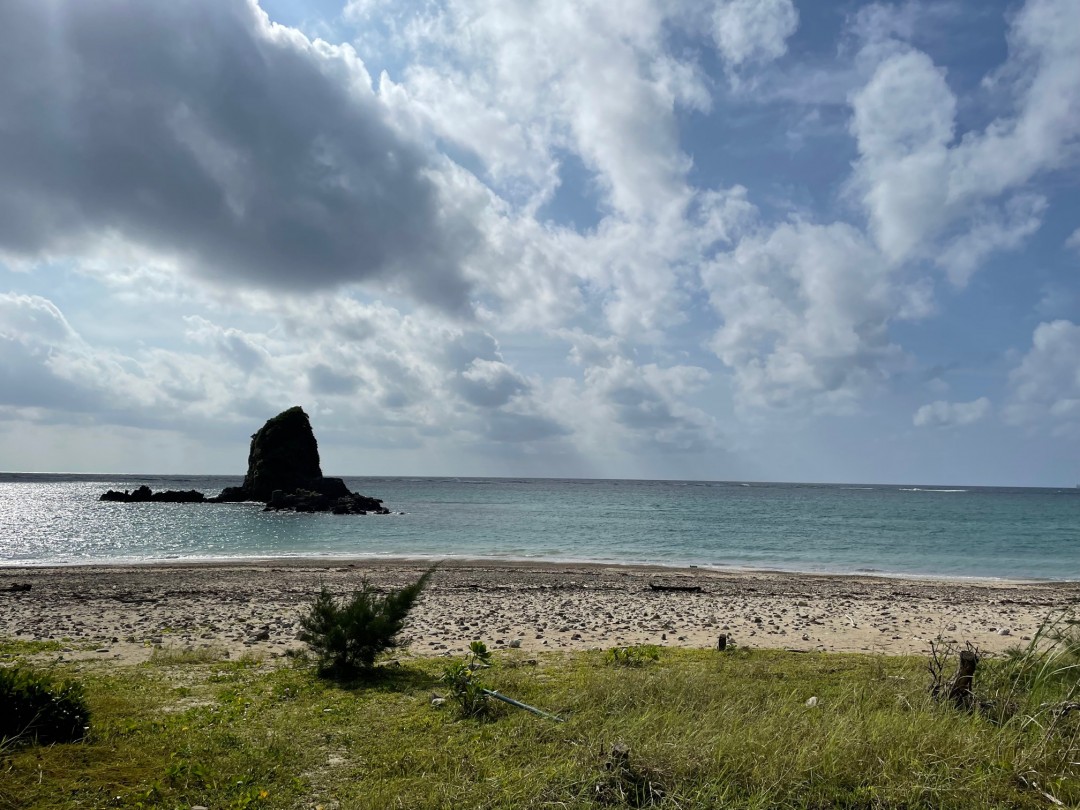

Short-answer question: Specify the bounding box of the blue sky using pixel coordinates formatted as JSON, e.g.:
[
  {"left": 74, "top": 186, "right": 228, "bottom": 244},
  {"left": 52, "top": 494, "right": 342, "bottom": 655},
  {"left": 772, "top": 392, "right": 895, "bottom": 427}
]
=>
[{"left": 0, "top": 0, "right": 1078, "bottom": 485}]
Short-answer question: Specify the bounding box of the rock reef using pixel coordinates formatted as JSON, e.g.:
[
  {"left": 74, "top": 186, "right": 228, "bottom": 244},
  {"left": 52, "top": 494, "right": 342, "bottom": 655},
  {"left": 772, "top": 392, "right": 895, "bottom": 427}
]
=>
[
  {"left": 100, "top": 485, "right": 206, "bottom": 503},
  {"left": 100, "top": 407, "right": 390, "bottom": 514}
]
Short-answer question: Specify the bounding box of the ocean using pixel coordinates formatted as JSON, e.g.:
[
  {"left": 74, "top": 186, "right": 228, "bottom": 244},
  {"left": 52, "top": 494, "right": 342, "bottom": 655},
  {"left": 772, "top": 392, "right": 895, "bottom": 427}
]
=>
[{"left": 0, "top": 474, "right": 1077, "bottom": 580}]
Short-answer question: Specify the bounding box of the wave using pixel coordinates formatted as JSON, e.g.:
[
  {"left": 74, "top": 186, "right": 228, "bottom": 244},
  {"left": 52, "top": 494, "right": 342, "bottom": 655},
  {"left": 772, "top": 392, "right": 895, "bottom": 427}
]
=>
[{"left": 899, "top": 488, "right": 968, "bottom": 493}]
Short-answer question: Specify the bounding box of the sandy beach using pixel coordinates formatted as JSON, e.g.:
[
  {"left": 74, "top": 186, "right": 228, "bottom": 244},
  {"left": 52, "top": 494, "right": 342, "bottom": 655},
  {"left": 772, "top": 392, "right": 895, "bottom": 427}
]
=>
[{"left": 2, "top": 559, "right": 1077, "bottom": 665}]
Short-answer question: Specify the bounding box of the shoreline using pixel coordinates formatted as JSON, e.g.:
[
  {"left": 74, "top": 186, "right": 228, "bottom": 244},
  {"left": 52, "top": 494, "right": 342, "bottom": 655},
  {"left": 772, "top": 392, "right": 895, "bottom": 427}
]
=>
[
  {"left": 2, "top": 553, "right": 1071, "bottom": 586},
  {"left": 3, "top": 559, "right": 1078, "bottom": 666}
]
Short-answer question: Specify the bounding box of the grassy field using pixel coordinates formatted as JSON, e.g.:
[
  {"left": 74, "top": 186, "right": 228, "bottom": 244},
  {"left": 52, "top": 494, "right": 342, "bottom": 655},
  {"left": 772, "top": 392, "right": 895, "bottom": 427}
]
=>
[{"left": 2, "top": 638, "right": 1078, "bottom": 809}]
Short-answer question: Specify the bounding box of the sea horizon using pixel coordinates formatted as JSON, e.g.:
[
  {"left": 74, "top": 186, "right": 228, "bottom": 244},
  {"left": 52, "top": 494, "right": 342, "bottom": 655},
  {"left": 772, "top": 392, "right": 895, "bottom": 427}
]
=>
[{"left": 2, "top": 473, "right": 1077, "bottom": 580}]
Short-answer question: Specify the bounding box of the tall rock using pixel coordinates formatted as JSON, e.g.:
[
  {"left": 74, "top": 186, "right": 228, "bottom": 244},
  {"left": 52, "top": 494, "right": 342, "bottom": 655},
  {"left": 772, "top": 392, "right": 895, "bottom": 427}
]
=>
[
  {"left": 214, "top": 406, "right": 358, "bottom": 505},
  {"left": 241, "top": 406, "right": 324, "bottom": 500}
]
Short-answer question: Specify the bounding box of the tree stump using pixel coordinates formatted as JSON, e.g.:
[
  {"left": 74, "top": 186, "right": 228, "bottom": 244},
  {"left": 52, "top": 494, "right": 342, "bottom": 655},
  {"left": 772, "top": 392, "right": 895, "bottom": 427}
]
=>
[{"left": 948, "top": 649, "right": 978, "bottom": 710}]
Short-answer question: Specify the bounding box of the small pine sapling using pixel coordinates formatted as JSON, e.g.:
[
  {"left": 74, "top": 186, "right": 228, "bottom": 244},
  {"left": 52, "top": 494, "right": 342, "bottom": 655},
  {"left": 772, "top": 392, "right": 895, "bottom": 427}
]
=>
[{"left": 299, "top": 567, "right": 435, "bottom": 676}]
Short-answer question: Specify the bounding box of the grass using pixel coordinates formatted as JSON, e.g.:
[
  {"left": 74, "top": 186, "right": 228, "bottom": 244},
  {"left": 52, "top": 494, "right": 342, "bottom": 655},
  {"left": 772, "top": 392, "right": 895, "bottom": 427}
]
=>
[{"left": 0, "top": 642, "right": 1077, "bottom": 809}]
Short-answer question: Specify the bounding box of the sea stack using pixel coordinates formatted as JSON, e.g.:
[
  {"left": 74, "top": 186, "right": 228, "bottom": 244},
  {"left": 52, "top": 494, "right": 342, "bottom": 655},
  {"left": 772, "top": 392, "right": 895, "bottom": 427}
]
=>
[{"left": 213, "top": 406, "right": 389, "bottom": 514}]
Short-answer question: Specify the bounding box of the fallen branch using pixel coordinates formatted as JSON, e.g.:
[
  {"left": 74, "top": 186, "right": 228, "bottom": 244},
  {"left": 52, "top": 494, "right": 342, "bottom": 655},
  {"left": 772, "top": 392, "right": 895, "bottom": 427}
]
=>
[{"left": 648, "top": 583, "right": 702, "bottom": 593}]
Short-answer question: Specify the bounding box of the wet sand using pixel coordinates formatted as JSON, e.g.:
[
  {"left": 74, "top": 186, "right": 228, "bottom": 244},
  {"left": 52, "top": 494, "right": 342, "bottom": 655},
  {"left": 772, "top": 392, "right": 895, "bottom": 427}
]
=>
[{"left": 2, "top": 559, "right": 1077, "bottom": 665}]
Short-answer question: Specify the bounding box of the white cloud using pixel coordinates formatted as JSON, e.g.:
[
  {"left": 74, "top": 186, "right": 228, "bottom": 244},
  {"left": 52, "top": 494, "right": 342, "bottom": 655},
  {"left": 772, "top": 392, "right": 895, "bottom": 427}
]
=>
[
  {"left": 913, "top": 397, "right": 991, "bottom": 428},
  {"left": 1065, "top": 227, "right": 1080, "bottom": 253},
  {"left": 703, "top": 220, "right": 910, "bottom": 412},
  {"left": 847, "top": 0, "right": 1079, "bottom": 280},
  {"left": 1005, "top": 320, "right": 1080, "bottom": 430},
  {"left": 711, "top": 0, "right": 799, "bottom": 68},
  {"left": 936, "top": 195, "right": 1047, "bottom": 287},
  {"left": 849, "top": 48, "right": 956, "bottom": 264}
]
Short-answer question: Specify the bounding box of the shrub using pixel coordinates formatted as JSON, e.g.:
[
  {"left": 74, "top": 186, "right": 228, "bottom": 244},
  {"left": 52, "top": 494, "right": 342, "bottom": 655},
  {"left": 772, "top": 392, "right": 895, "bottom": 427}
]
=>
[
  {"left": 0, "top": 666, "right": 90, "bottom": 745},
  {"left": 441, "top": 641, "right": 493, "bottom": 718},
  {"left": 298, "top": 567, "right": 434, "bottom": 676}
]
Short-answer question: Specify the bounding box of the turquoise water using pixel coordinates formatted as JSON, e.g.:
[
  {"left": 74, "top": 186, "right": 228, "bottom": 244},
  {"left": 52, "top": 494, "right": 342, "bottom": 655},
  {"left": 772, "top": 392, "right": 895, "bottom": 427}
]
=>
[{"left": 0, "top": 474, "right": 1078, "bottom": 580}]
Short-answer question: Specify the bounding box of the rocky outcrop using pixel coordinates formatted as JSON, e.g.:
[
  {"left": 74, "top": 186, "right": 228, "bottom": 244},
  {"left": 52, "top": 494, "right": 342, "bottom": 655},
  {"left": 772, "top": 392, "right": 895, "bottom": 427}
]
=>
[
  {"left": 211, "top": 406, "right": 389, "bottom": 513},
  {"left": 100, "top": 485, "right": 207, "bottom": 503},
  {"left": 264, "top": 489, "right": 388, "bottom": 514},
  {"left": 100, "top": 407, "right": 391, "bottom": 514}
]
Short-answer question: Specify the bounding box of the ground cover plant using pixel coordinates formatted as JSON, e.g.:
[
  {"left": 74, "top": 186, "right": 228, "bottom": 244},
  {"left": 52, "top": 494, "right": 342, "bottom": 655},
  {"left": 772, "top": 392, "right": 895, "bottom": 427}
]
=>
[{"left": 1, "top": 633, "right": 1077, "bottom": 809}]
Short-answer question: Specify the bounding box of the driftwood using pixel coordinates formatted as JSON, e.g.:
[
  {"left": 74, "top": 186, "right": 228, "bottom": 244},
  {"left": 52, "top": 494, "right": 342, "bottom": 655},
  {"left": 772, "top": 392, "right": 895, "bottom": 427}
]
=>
[{"left": 648, "top": 583, "right": 702, "bottom": 593}]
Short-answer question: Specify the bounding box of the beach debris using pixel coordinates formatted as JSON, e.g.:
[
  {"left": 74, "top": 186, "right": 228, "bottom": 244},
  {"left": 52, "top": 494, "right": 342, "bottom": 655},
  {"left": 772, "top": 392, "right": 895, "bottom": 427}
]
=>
[
  {"left": 4, "top": 583, "right": 31, "bottom": 593},
  {"left": 647, "top": 582, "right": 703, "bottom": 593},
  {"left": 482, "top": 688, "right": 564, "bottom": 722},
  {"left": 805, "top": 696, "right": 819, "bottom": 707}
]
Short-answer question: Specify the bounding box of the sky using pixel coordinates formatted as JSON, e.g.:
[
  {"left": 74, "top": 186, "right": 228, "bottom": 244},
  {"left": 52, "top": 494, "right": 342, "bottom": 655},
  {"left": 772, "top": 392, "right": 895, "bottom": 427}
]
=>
[{"left": 0, "top": 0, "right": 1078, "bottom": 486}]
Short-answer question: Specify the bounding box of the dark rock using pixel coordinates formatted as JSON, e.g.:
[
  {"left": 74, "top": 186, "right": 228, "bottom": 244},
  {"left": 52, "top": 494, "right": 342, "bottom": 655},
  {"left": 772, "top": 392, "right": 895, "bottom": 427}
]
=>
[
  {"left": 214, "top": 406, "right": 324, "bottom": 502},
  {"left": 212, "top": 406, "right": 390, "bottom": 514},
  {"left": 100, "top": 486, "right": 206, "bottom": 503},
  {"left": 101, "top": 406, "right": 389, "bottom": 515}
]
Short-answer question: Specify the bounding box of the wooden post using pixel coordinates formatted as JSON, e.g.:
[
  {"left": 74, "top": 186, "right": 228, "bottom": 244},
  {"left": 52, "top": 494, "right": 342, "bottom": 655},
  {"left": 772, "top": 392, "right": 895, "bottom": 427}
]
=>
[
  {"left": 717, "top": 634, "right": 728, "bottom": 652},
  {"left": 948, "top": 649, "right": 978, "bottom": 710}
]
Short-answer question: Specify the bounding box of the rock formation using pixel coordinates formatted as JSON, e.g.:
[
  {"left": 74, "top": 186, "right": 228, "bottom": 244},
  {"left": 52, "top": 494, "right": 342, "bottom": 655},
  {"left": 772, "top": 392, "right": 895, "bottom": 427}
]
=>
[
  {"left": 212, "top": 406, "right": 390, "bottom": 513},
  {"left": 100, "top": 485, "right": 206, "bottom": 503},
  {"left": 100, "top": 407, "right": 390, "bottom": 515}
]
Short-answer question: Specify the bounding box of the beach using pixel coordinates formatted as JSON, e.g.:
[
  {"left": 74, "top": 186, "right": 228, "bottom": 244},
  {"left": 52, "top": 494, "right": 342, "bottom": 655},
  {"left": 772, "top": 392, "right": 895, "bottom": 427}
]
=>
[{"left": 3, "top": 559, "right": 1077, "bottom": 665}]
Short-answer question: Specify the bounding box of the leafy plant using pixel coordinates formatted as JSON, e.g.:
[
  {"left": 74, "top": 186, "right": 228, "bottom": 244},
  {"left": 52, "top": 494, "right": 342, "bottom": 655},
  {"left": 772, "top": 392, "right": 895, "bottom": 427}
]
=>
[
  {"left": 0, "top": 665, "right": 90, "bottom": 745},
  {"left": 605, "top": 645, "right": 661, "bottom": 667},
  {"left": 298, "top": 567, "right": 435, "bottom": 676},
  {"left": 441, "top": 641, "right": 493, "bottom": 718}
]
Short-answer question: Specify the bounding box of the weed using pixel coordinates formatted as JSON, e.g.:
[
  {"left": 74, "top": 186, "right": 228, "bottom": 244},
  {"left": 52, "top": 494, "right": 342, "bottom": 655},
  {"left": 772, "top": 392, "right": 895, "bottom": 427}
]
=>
[
  {"left": 441, "top": 641, "right": 495, "bottom": 718},
  {"left": 605, "top": 645, "right": 661, "bottom": 667}
]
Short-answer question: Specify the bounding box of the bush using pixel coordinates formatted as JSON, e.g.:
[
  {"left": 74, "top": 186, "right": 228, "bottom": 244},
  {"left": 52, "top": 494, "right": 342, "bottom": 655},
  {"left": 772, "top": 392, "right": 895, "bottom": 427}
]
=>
[
  {"left": 0, "top": 666, "right": 90, "bottom": 745},
  {"left": 441, "top": 641, "right": 494, "bottom": 718},
  {"left": 298, "top": 567, "right": 434, "bottom": 676}
]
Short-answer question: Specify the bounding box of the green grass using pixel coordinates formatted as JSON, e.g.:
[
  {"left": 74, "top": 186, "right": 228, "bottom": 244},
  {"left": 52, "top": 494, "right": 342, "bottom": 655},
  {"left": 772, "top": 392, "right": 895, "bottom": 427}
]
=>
[{"left": 1, "top": 644, "right": 1077, "bottom": 809}]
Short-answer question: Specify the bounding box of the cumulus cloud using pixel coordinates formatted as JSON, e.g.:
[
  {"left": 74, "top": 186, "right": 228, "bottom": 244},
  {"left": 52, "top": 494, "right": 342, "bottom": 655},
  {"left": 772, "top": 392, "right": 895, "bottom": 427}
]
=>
[
  {"left": 0, "top": 0, "right": 481, "bottom": 310},
  {"left": 703, "top": 220, "right": 911, "bottom": 412},
  {"left": 1005, "top": 320, "right": 1080, "bottom": 429},
  {"left": 913, "top": 397, "right": 991, "bottom": 428},
  {"left": 847, "top": 0, "right": 1079, "bottom": 280},
  {"left": 711, "top": 0, "right": 799, "bottom": 68}
]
